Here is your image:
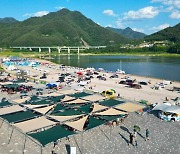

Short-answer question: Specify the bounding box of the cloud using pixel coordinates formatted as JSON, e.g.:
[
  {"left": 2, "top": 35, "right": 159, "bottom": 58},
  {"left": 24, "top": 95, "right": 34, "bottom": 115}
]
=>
[
  {"left": 151, "top": 0, "right": 180, "bottom": 9},
  {"left": 123, "top": 6, "right": 159, "bottom": 20},
  {"left": 103, "top": 10, "right": 117, "bottom": 17},
  {"left": 23, "top": 11, "right": 49, "bottom": 18},
  {"left": 169, "top": 10, "right": 180, "bottom": 19},
  {"left": 132, "top": 28, "right": 144, "bottom": 33},
  {"left": 151, "top": 23, "right": 170, "bottom": 31},
  {"left": 55, "top": 6, "right": 65, "bottom": 10}
]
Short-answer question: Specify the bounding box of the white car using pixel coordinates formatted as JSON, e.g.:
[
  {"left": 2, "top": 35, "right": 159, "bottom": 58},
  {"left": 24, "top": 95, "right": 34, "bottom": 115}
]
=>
[{"left": 158, "top": 111, "right": 180, "bottom": 122}]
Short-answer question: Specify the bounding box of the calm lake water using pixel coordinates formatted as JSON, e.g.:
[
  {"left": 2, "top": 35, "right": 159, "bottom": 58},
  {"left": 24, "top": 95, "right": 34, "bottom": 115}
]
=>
[{"left": 45, "top": 55, "right": 180, "bottom": 81}]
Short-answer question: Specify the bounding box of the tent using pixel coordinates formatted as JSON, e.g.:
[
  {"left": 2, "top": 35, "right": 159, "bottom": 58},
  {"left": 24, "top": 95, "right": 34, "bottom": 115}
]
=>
[{"left": 153, "top": 103, "right": 180, "bottom": 114}]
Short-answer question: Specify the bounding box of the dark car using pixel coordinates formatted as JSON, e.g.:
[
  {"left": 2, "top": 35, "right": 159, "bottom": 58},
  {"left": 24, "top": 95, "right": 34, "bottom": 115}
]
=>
[
  {"left": 129, "top": 84, "right": 142, "bottom": 89},
  {"left": 99, "top": 76, "right": 106, "bottom": 81},
  {"left": 110, "top": 74, "right": 119, "bottom": 78},
  {"left": 119, "top": 80, "right": 126, "bottom": 84},
  {"left": 139, "top": 81, "right": 148, "bottom": 85}
]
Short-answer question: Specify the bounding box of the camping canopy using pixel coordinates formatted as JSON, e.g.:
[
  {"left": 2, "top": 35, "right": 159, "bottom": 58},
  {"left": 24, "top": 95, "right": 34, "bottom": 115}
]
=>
[{"left": 28, "top": 125, "right": 75, "bottom": 146}]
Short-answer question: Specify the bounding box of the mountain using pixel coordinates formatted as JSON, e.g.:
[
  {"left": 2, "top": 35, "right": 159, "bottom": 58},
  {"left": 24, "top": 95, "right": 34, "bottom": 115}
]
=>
[
  {"left": 0, "top": 17, "right": 19, "bottom": 24},
  {"left": 106, "top": 27, "right": 146, "bottom": 39},
  {"left": 0, "top": 9, "right": 128, "bottom": 47},
  {"left": 145, "top": 23, "right": 180, "bottom": 42}
]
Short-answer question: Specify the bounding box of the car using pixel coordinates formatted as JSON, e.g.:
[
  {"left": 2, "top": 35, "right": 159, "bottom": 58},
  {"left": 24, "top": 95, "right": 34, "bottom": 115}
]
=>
[
  {"left": 99, "top": 76, "right": 106, "bottom": 81},
  {"left": 158, "top": 111, "right": 180, "bottom": 122},
  {"left": 139, "top": 81, "right": 148, "bottom": 85},
  {"left": 119, "top": 80, "right": 126, "bottom": 84},
  {"left": 110, "top": 74, "right": 119, "bottom": 78}
]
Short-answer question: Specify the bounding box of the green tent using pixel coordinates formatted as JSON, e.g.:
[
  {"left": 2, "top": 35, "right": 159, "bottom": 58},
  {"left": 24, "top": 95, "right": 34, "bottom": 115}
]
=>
[{"left": 28, "top": 125, "right": 75, "bottom": 146}]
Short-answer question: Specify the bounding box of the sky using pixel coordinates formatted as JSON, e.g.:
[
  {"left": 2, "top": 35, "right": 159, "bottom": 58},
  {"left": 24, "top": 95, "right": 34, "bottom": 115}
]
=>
[{"left": 0, "top": 0, "right": 179, "bottom": 34}]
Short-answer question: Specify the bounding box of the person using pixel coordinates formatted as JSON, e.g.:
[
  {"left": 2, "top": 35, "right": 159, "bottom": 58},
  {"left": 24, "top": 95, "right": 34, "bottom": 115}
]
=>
[{"left": 146, "top": 129, "right": 150, "bottom": 141}]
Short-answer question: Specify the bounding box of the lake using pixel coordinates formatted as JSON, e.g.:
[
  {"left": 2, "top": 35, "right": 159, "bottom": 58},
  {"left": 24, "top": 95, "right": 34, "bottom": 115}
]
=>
[{"left": 45, "top": 55, "right": 180, "bottom": 81}]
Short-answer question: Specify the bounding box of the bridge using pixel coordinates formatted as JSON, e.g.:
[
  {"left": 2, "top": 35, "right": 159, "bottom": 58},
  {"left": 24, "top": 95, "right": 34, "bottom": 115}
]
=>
[{"left": 10, "top": 46, "right": 106, "bottom": 54}]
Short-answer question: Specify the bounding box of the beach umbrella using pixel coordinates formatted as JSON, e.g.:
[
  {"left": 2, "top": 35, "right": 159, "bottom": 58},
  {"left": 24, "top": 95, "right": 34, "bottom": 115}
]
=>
[{"left": 134, "top": 125, "right": 140, "bottom": 132}]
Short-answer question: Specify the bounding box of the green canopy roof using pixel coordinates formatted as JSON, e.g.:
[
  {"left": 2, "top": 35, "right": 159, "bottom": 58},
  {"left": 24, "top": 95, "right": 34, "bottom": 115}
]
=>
[
  {"left": 0, "top": 110, "right": 40, "bottom": 123},
  {"left": 99, "top": 115, "right": 124, "bottom": 121},
  {"left": 77, "top": 104, "right": 92, "bottom": 113},
  {"left": 99, "top": 99, "right": 124, "bottom": 107},
  {"left": 69, "top": 92, "right": 92, "bottom": 98},
  {"left": 52, "top": 109, "right": 82, "bottom": 116},
  {"left": 0, "top": 101, "right": 12, "bottom": 108},
  {"left": 28, "top": 125, "right": 75, "bottom": 146},
  {"left": 86, "top": 116, "right": 106, "bottom": 130},
  {"left": 51, "top": 104, "right": 66, "bottom": 114}
]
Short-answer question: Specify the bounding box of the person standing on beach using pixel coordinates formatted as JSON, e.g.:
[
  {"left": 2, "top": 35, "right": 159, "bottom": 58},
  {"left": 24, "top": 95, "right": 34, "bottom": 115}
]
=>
[{"left": 146, "top": 129, "right": 150, "bottom": 141}]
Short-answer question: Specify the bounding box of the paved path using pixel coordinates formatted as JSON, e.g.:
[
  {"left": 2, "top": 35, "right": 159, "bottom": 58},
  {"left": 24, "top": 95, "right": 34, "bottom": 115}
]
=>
[{"left": 0, "top": 112, "right": 179, "bottom": 154}]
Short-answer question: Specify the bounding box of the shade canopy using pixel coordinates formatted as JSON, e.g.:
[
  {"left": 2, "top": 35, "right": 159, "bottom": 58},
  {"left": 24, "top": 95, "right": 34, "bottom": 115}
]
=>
[
  {"left": 115, "top": 102, "right": 145, "bottom": 112},
  {"left": 33, "top": 105, "right": 55, "bottom": 114},
  {"left": 77, "top": 104, "right": 92, "bottom": 113},
  {"left": 51, "top": 104, "right": 66, "bottom": 114},
  {"left": 69, "top": 92, "right": 92, "bottom": 98},
  {"left": 13, "top": 97, "right": 30, "bottom": 104},
  {"left": 52, "top": 109, "right": 82, "bottom": 116},
  {"left": 61, "top": 96, "right": 76, "bottom": 102},
  {"left": 0, "top": 110, "right": 39, "bottom": 123},
  {"left": 14, "top": 116, "right": 56, "bottom": 133},
  {"left": 94, "top": 108, "right": 128, "bottom": 116},
  {"left": 82, "top": 94, "right": 105, "bottom": 102},
  {"left": 64, "top": 115, "right": 89, "bottom": 131},
  {"left": 0, "top": 101, "right": 12, "bottom": 108},
  {"left": 99, "top": 99, "right": 124, "bottom": 107},
  {"left": 86, "top": 116, "right": 105, "bottom": 130},
  {"left": 23, "top": 104, "right": 47, "bottom": 109},
  {"left": 64, "top": 98, "right": 89, "bottom": 104},
  {"left": 28, "top": 125, "right": 75, "bottom": 146},
  {"left": 92, "top": 104, "right": 108, "bottom": 113},
  {"left": 0, "top": 105, "right": 24, "bottom": 115},
  {"left": 42, "top": 92, "right": 63, "bottom": 97},
  {"left": 49, "top": 114, "right": 84, "bottom": 122}
]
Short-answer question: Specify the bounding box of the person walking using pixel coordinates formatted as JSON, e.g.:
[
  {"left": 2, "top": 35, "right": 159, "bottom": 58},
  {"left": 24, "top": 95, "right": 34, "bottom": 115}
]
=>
[{"left": 145, "top": 129, "right": 150, "bottom": 141}]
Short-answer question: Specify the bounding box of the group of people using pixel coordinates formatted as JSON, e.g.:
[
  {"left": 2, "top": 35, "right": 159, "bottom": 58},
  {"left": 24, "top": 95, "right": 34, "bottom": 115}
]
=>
[{"left": 129, "top": 128, "right": 150, "bottom": 148}]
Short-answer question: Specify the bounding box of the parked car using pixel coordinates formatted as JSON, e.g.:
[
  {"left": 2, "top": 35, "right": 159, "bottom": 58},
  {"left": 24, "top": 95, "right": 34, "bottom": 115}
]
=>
[
  {"left": 158, "top": 111, "right": 180, "bottom": 122},
  {"left": 119, "top": 80, "right": 126, "bottom": 84},
  {"left": 139, "top": 81, "right": 148, "bottom": 85},
  {"left": 99, "top": 76, "right": 106, "bottom": 81},
  {"left": 110, "top": 74, "right": 119, "bottom": 78}
]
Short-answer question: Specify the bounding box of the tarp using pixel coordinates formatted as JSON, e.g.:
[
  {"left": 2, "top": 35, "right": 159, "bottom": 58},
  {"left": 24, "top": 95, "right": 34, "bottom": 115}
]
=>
[
  {"left": 59, "top": 89, "right": 78, "bottom": 95},
  {"left": 92, "top": 104, "right": 108, "bottom": 113},
  {"left": 115, "top": 102, "right": 145, "bottom": 112},
  {"left": 64, "top": 98, "right": 89, "bottom": 104},
  {"left": 33, "top": 105, "right": 55, "bottom": 114},
  {"left": 99, "top": 99, "right": 124, "bottom": 107},
  {"left": 0, "top": 110, "right": 39, "bottom": 123},
  {"left": 94, "top": 108, "right": 128, "bottom": 116},
  {"left": 0, "top": 105, "right": 24, "bottom": 115},
  {"left": 61, "top": 96, "right": 76, "bottom": 102},
  {"left": 64, "top": 115, "right": 88, "bottom": 131},
  {"left": 13, "top": 116, "right": 56, "bottom": 133},
  {"left": 28, "top": 125, "right": 75, "bottom": 146},
  {"left": 0, "top": 101, "right": 12, "bottom": 108},
  {"left": 82, "top": 94, "right": 105, "bottom": 102},
  {"left": 49, "top": 114, "right": 84, "bottom": 122},
  {"left": 86, "top": 116, "right": 105, "bottom": 130},
  {"left": 153, "top": 103, "right": 180, "bottom": 114},
  {"left": 13, "top": 97, "right": 30, "bottom": 104},
  {"left": 69, "top": 92, "right": 92, "bottom": 98}
]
